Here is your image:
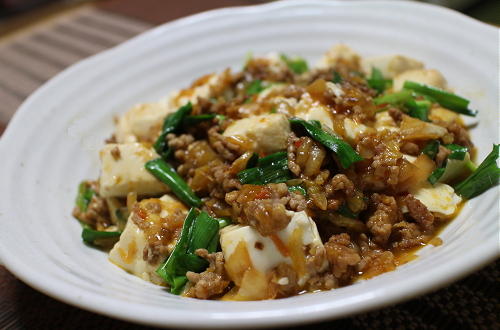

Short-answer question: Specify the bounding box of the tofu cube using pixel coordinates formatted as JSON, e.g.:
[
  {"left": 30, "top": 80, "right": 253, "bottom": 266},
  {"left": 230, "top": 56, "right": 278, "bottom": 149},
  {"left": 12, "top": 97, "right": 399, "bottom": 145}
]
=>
[
  {"left": 393, "top": 69, "right": 447, "bottom": 91},
  {"left": 220, "top": 211, "right": 327, "bottom": 300},
  {"left": 99, "top": 143, "right": 169, "bottom": 198},
  {"left": 361, "top": 55, "right": 423, "bottom": 78},
  {"left": 222, "top": 113, "right": 291, "bottom": 154},
  {"left": 109, "top": 195, "right": 187, "bottom": 285}
]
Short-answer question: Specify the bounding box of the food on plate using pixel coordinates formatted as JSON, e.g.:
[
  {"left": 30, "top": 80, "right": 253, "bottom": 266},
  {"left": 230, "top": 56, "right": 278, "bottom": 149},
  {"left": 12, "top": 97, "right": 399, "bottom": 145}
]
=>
[{"left": 72, "top": 44, "right": 499, "bottom": 300}]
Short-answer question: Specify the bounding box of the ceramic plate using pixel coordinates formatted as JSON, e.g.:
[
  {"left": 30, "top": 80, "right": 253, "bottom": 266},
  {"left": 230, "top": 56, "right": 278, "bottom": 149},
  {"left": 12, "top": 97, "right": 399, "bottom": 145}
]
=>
[{"left": 0, "top": 1, "right": 498, "bottom": 328}]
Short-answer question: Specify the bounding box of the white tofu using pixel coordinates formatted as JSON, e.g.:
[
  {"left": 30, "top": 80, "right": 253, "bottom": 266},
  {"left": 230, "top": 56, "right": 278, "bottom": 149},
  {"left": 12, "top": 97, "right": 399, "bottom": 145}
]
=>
[
  {"left": 343, "top": 118, "right": 370, "bottom": 142},
  {"left": 222, "top": 113, "right": 291, "bottom": 154},
  {"left": 393, "top": 69, "right": 447, "bottom": 91},
  {"left": 115, "top": 100, "right": 177, "bottom": 143},
  {"left": 171, "top": 73, "right": 221, "bottom": 108},
  {"left": 410, "top": 182, "right": 462, "bottom": 216},
  {"left": 316, "top": 44, "right": 360, "bottom": 69},
  {"left": 99, "top": 143, "right": 169, "bottom": 198},
  {"left": 109, "top": 195, "right": 187, "bottom": 285},
  {"left": 220, "top": 210, "right": 327, "bottom": 300},
  {"left": 294, "top": 92, "right": 334, "bottom": 130},
  {"left": 361, "top": 55, "right": 423, "bottom": 78},
  {"left": 429, "top": 107, "right": 460, "bottom": 124}
]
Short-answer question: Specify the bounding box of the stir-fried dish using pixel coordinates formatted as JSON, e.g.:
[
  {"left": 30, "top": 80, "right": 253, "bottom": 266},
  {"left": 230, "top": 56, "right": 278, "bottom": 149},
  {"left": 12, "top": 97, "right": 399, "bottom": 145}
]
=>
[{"left": 73, "top": 45, "right": 499, "bottom": 300}]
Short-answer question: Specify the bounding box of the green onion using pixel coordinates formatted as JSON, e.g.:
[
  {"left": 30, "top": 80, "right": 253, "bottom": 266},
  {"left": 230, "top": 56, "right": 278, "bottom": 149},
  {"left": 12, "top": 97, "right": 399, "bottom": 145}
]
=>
[
  {"left": 280, "top": 54, "right": 308, "bottom": 74},
  {"left": 289, "top": 118, "right": 363, "bottom": 169},
  {"left": 454, "top": 144, "right": 500, "bottom": 199},
  {"left": 373, "top": 89, "right": 413, "bottom": 106},
  {"left": 337, "top": 203, "right": 358, "bottom": 219},
  {"left": 332, "top": 71, "right": 343, "bottom": 84},
  {"left": 81, "top": 227, "right": 121, "bottom": 245},
  {"left": 145, "top": 158, "right": 202, "bottom": 207},
  {"left": 422, "top": 140, "right": 440, "bottom": 160},
  {"left": 217, "top": 217, "right": 232, "bottom": 229},
  {"left": 246, "top": 79, "right": 266, "bottom": 96},
  {"left": 246, "top": 152, "right": 259, "bottom": 169},
  {"left": 288, "top": 185, "right": 307, "bottom": 196},
  {"left": 445, "top": 144, "right": 468, "bottom": 160},
  {"left": 156, "top": 209, "right": 221, "bottom": 294},
  {"left": 403, "top": 81, "right": 477, "bottom": 116},
  {"left": 237, "top": 151, "right": 292, "bottom": 185},
  {"left": 428, "top": 167, "right": 446, "bottom": 185},
  {"left": 406, "top": 99, "right": 431, "bottom": 121},
  {"left": 75, "top": 182, "right": 95, "bottom": 212},
  {"left": 153, "top": 102, "right": 193, "bottom": 159},
  {"left": 367, "top": 68, "right": 391, "bottom": 94}
]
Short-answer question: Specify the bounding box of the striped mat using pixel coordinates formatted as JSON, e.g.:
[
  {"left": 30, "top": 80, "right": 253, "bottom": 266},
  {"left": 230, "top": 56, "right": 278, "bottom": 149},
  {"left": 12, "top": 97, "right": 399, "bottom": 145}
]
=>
[{"left": 0, "top": 7, "right": 152, "bottom": 127}]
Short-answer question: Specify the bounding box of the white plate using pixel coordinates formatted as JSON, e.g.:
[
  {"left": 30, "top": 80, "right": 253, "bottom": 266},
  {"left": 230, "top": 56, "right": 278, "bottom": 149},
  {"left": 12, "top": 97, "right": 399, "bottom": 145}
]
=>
[{"left": 0, "top": 1, "right": 498, "bottom": 328}]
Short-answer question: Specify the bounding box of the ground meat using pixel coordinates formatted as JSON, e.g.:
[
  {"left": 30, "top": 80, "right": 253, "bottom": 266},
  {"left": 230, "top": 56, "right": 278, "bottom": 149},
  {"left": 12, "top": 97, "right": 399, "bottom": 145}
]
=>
[
  {"left": 367, "top": 193, "right": 402, "bottom": 246},
  {"left": 403, "top": 194, "right": 435, "bottom": 231},
  {"left": 167, "top": 133, "right": 195, "bottom": 150},
  {"left": 225, "top": 183, "right": 291, "bottom": 236},
  {"left": 289, "top": 136, "right": 327, "bottom": 178},
  {"left": 72, "top": 181, "right": 111, "bottom": 230},
  {"left": 244, "top": 57, "right": 294, "bottom": 82},
  {"left": 401, "top": 141, "right": 420, "bottom": 155},
  {"left": 435, "top": 145, "right": 451, "bottom": 167},
  {"left": 288, "top": 191, "right": 307, "bottom": 211},
  {"left": 391, "top": 221, "right": 429, "bottom": 250},
  {"left": 324, "top": 233, "right": 361, "bottom": 284},
  {"left": 185, "top": 249, "right": 229, "bottom": 299},
  {"left": 445, "top": 122, "right": 473, "bottom": 148},
  {"left": 325, "top": 174, "right": 355, "bottom": 197},
  {"left": 356, "top": 234, "right": 396, "bottom": 278},
  {"left": 110, "top": 146, "right": 121, "bottom": 160},
  {"left": 207, "top": 125, "right": 240, "bottom": 161},
  {"left": 270, "top": 263, "right": 300, "bottom": 298},
  {"left": 388, "top": 107, "right": 404, "bottom": 123}
]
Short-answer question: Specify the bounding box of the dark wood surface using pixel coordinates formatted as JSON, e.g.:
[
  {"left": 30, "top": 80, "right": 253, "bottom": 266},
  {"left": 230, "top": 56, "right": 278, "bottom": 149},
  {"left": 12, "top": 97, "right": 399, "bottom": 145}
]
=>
[{"left": 0, "top": 1, "right": 498, "bottom": 329}]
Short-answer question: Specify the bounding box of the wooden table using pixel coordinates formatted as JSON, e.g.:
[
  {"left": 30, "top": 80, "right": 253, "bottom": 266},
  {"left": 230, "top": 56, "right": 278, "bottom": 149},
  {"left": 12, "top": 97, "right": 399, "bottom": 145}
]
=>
[{"left": 0, "top": 1, "right": 498, "bottom": 328}]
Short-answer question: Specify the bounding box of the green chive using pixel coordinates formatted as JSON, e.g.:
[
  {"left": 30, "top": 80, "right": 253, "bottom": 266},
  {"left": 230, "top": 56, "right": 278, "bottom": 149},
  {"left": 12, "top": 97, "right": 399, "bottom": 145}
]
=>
[
  {"left": 81, "top": 227, "right": 121, "bottom": 245},
  {"left": 289, "top": 118, "right": 363, "bottom": 169},
  {"left": 288, "top": 185, "right": 307, "bottom": 196},
  {"left": 280, "top": 54, "right": 308, "bottom": 74},
  {"left": 454, "top": 144, "right": 500, "bottom": 199},
  {"left": 337, "top": 204, "right": 358, "bottom": 219},
  {"left": 445, "top": 144, "right": 468, "bottom": 160},
  {"left": 406, "top": 99, "right": 431, "bottom": 121},
  {"left": 403, "top": 81, "right": 477, "bottom": 116},
  {"left": 154, "top": 102, "right": 193, "bottom": 159},
  {"left": 332, "top": 71, "right": 343, "bottom": 84},
  {"left": 367, "top": 68, "right": 391, "bottom": 94},
  {"left": 237, "top": 151, "right": 291, "bottom": 185},
  {"left": 373, "top": 89, "right": 413, "bottom": 106},
  {"left": 75, "top": 182, "right": 95, "bottom": 212},
  {"left": 422, "top": 140, "right": 440, "bottom": 160},
  {"left": 428, "top": 167, "right": 446, "bottom": 185},
  {"left": 246, "top": 79, "right": 266, "bottom": 96},
  {"left": 145, "top": 158, "right": 202, "bottom": 207}
]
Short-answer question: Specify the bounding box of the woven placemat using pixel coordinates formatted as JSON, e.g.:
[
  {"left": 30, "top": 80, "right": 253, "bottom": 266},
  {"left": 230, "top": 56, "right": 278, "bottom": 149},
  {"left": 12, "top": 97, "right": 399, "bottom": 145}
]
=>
[{"left": 0, "top": 5, "right": 498, "bottom": 330}]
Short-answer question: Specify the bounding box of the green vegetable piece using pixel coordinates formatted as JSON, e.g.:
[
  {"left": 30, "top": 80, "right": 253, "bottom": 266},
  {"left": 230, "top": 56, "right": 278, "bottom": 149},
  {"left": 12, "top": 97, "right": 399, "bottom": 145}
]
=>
[
  {"left": 280, "top": 54, "right": 308, "bottom": 74},
  {"left": 75, "top": 182, "right": 95, "bottom": 212},
  {"left": 217, "top": 217, "right": 232, "bottom": 229},
  {"left": 406, "top": 99, "right": 431, "bottom": 121},
  {"left": 337, "top": 203, "right": 358, "bottom": 219},
  {"left": 156, "top": 208, "right": 198, "bottom": 293},
  {"left": 246, "top": 79, "right": 266, "bottom": 96},
  {"left": 182, "top": 114, "right": 216, "bottom": 126},
  {"left": 373, "top": 89, "right": 413, "bottom": 106},
  {"left": 237, "top": 151, "right": 292, "bottom": 185},
  {"left": 288, "top": 185, "right": 307, "bottom": 196},
  {"left": 156, "top": 209, "right": 222, "bottom": 295},
  {"left": 422, "top": 140, "right": 440, "bottom": 160},
  {"left": 445, "top": 144, "right": 468, "bottom": 160},
  {"left": 81, "top": 228, "right": 121, "bottom": 245},
  {"left": 187, "top": 211, "right": 220, "bottom": 254},
  {"left": 332, "top": 71, "right": 343, "bottom": 84},
  {"left": 403, "top": 81, "right": 477, "bottom": 116},
  {"left": 367, "top": 67, "right": 391, "bottom": 94},
  {"left": 428, "top": 167, "right": 446, "bottom": 185},
  {"left": 454, "top": 144, "right": 500, "bottom": 199},
  {"left": 246, "top": 153, "right": 259, "bottom": 169},
  {"left": 153, "top": 102, "right": 193, "bottom": 159},
  {"left": 289, "top": 118, "right": 363, "bottom": 169},
  {"left": 145, "top": 158, "right": 202, "bottom": 207}
]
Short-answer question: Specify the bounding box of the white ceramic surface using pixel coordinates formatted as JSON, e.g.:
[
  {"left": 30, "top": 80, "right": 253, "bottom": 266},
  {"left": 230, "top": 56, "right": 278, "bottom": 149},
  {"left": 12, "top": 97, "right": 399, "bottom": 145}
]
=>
[{"left": 0, "top": 1, "right": 498, "bottom": 328}]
